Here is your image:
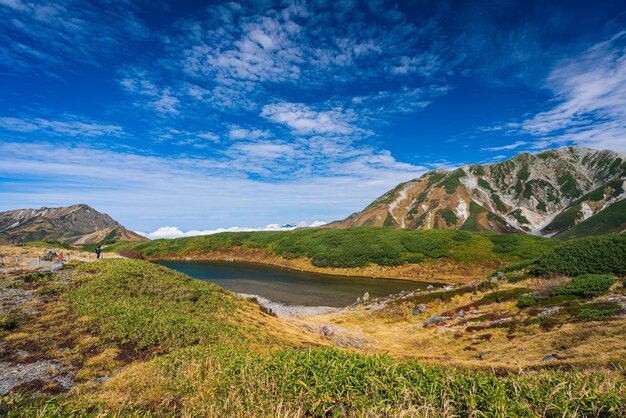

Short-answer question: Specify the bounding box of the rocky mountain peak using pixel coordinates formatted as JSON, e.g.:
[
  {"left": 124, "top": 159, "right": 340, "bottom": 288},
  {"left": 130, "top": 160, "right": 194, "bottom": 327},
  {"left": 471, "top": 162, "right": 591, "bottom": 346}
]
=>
[
  {"left": 0, "top": 204, "right": 146, "bottom": 245},
  {"left": 328, "top": 146, "right": 626, "bottom": 238}
]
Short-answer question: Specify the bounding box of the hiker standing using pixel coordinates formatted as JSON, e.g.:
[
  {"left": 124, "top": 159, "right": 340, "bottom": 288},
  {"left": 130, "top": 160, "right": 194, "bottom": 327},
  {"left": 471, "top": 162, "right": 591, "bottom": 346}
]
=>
[{"left": 95, "top": 245, "right": 102, "bottom": 260}]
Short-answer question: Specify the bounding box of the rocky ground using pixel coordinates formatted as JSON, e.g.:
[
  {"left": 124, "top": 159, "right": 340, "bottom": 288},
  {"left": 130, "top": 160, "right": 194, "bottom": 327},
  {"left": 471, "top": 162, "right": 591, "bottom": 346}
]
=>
[
  {"left": 0, "top": 269, "right": 77, "bottom": 395},
  {"left": 296, "top": 271, "right": 626, "bottom": 368}
]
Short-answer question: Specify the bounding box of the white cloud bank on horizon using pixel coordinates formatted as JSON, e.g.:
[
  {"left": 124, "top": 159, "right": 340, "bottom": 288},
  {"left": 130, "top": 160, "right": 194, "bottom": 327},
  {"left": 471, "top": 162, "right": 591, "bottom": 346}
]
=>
[{"left": 137, "top": 220, "right": 327, "bottom": 240}]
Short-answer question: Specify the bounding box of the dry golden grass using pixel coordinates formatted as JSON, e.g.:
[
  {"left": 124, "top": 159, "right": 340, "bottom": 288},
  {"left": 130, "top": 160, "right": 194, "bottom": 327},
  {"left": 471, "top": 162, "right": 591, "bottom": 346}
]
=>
[{"left": 297, "top": 281, "right": 626, "bottom": 370}]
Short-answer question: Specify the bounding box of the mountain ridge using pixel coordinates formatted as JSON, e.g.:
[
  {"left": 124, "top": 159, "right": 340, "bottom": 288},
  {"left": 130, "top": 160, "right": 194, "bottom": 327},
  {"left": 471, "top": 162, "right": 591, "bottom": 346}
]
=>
[
  {"left": 0, "top": 203, "right": 147, "bottom": 245},
  {"left": 328, "top": 146, "right": 626, "bottom": 238}
]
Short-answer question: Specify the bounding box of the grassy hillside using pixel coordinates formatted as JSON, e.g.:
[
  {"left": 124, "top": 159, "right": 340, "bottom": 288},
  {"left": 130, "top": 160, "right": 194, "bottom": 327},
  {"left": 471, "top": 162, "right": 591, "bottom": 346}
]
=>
[
  {"left": 557, "top": 199, "right": 626, "bottom": 239},
  {"left": 2, "top": 259, "right": 625, "bottom": 416},
  {"left": 108, "top": 227, "right": 560, "bottom": 268}
]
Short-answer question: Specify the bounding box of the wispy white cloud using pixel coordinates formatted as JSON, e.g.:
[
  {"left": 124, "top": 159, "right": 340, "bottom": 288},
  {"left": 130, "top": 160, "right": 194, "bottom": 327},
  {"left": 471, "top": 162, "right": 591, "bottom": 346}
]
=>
[
  {"left": 0, "top": 0, "right": 151, "bottom": 72},
  {"left": 119, "top": 71, "right": 181, "bottom": 115},
  {"left": 0, "top": 141, "right": 427, "bottom": 230},
  {"left": 481, "top": 141, "right": 527, "bottom": 152},
  {"left": 517, "top": 31, "right": 626, "bottom": 152},
  {"left": 0, "top": 116, "right": 124, "bottom": 137},
  {"left": 229, "top": 127, "right": 271, "bottom": 140},
  {"left": 261, "top": 102, "right": 360, "bottom": 136}
]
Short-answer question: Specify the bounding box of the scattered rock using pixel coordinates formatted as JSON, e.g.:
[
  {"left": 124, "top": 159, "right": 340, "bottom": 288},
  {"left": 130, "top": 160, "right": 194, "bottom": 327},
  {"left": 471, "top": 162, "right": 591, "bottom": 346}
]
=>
[
  {"left": 541, "top": 354, "right": 558, "bottom": 362},
  {"left": 607, "top": 295, "right": 626, "bottom": 313},
  {"left": 0, "top": 360, "right": 73, "bottom": 395},
  {"left": 455, "top": 309, "right": 465, "bottom": 318},
  {"left": 540, "top": 306, "right": 561, "bottom": 316},
  {"left": 356, "top": 297, "right": 363, "bottom": 304},
  {"left": 518, "top": 347, "right": 526, "bottom": 352},
  {"left": 48, "top": 261, "right": 64, "bottom": 272},
  {"left": 412, "top": 303, "right": 428, "bottom": 315},
  {"left": 94, "top": 375, "right": 110, "bottom": 384},
  {"left": 363, "top": 292, "right": 369, "bottom": 302},
  {"left": 320, "top": 325, "right": 335, "bottom": 337},
  {"left": 479, "top": 351, "right": 493, "bottom": 360},
  {"left": 423, "top": 315, "right": 446, "bottom": 327},
  {"left": 487, "top": 317, "right": 513, "bottom": 326},
  {"left": 333, "top": 335, "right": 366, "bottom": 348},
  {"left": 427, "top": 285, "right": 434, "bottom": 289}
]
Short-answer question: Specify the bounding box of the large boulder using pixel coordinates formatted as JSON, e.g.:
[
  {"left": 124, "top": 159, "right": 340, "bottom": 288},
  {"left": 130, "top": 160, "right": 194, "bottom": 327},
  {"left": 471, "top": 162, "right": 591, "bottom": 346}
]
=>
[{"left": 423, "top": 315, "right": 446, "bottom": 327}]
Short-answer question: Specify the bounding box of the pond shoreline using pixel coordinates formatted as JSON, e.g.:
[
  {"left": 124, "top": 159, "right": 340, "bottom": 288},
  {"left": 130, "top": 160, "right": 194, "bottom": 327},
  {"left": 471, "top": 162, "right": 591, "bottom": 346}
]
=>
[
  {"left": 238, "top": 293, "right": 338, "bottom": 317},
  {"left": 147, "top": 247, "right": 496, "bottom": 285},
  {"left": 156, "top": 259, "right": 438, "bottom": 307}
]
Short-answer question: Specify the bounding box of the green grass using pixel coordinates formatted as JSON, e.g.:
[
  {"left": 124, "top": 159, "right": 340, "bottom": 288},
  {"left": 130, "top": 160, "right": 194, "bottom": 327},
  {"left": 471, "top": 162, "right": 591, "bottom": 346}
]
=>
[
  {"left": 536, "top": 200, "right": 547, "bottom": 212},
  {"left": 66, "top": 260, "right": 260, "bottom": 350},
  {"left": 5, "top": 345, "right": 625, "bottom": 417},
  {"left": 24, "top": 240, "right": 72, "bottom": 249},
  {"left": 459, "top": 201, "right": 486, "bottom": 232},
  {"left": 108, "top": 227, "right": 560, "bottom": 268},
  {"left": 477, "top": 178, "right": 493, "bottom": 191},
  {"left": 576, "top": 179, "right": 624, "bottom": 203}
]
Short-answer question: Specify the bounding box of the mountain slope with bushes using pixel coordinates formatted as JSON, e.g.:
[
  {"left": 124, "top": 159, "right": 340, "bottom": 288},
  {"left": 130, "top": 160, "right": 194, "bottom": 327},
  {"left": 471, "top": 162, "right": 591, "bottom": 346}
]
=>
[
  {"left": 108, "top": 228, "right": 561, "bottom": 282},
  {"left": 329, "top": 146, "right": 626, "bottom": 238}
]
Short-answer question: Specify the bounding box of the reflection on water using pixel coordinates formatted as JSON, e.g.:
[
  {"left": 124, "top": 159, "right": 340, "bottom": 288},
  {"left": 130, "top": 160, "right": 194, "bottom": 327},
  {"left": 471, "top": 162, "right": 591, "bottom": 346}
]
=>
[{"left": 156, "top": 260, "right": 436, "bottom": 307}]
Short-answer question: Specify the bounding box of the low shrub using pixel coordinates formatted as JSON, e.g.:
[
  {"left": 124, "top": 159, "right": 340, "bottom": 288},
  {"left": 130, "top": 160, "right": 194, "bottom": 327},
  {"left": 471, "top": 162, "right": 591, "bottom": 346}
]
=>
[
  {"left": 517, "top": 295, "right": 545, "bottom": 308},
  {"left": 0, "top": 313, "right": 18, "bottom": 331},
  {"left": 534, "top": 234, "right": 626, "bottom": 276},
  {"left": 107, "top": 227, "right": 559, "bottom": 269},
  {"left": 566, "top": 302, "right": 622, "bottom": 321},
  {"left": 552, "top": 274, "right": 615, "bottom": 298}
]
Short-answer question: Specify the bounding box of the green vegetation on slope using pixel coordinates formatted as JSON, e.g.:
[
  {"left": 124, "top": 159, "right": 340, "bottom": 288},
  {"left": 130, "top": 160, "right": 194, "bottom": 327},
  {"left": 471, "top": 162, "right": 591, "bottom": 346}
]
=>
[
  {"left": 557, "top": 199, "right": 626, "bottom": 239},
  {"left": 543, "top": 203, "right": 582, "bottom": 234},
  {"left": 108, "top": 227, "right": 560, "bottom": 268},
  {"left": 440, "top": 168, "right": 466, "bottom": 194},
  {"left": 24, "top": 240, "right": 72, "bottom": 249},
  {"left": 552, "top": 274, "right": 615, "bottom": 298},
  {"left": 532, "top": 234, "right": 626, "bottom": 276},
  {"left": 67, "top": 261, "right": 256, "bottom": 350}
]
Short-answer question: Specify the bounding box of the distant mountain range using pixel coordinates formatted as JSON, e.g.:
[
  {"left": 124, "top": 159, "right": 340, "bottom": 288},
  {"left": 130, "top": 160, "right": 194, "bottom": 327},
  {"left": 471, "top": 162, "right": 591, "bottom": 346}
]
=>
[
  {"left": 0, "top": 204, "right": 147, "bottom": 245},
  {"left": 329, "top": 146, "right": 626, "bottom": 239}
]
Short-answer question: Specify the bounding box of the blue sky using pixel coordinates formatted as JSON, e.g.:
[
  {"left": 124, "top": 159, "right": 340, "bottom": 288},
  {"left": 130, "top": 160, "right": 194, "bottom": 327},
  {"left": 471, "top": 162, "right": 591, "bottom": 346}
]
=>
[{"left": 1, "top": 0, "right": 626, "bottom": 236}]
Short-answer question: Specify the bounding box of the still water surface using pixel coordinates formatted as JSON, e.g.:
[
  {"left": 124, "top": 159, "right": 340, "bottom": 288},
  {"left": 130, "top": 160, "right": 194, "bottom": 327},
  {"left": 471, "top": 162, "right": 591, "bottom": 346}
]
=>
[{"left": 156, "top": 260, "right": 434, "bottom": 307}]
